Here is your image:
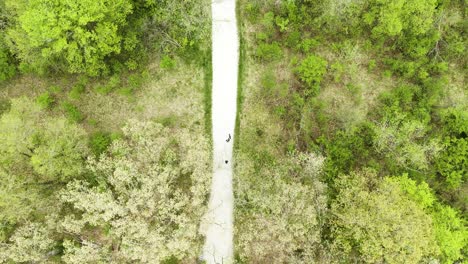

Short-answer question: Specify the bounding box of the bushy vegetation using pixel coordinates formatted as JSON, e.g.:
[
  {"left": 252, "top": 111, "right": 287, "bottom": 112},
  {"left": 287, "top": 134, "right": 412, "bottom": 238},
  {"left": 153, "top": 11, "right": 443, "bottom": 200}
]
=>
[
  {"left": 0, "top": 0, "right": 211, "bottom": 262},
  {"left": 236, "top": 0, "right": 467, "bottom": 262},
  {"left": 2, "top": 0, "right": 209, "bottom": 76},
  {"left": 0, "top": 0, "right": 466, "bottom": 262}
]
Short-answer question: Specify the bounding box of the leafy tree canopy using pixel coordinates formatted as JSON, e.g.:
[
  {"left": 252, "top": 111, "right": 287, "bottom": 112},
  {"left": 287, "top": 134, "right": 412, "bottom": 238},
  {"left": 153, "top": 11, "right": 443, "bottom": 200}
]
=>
[
  {"left": 6, "top": 0, "right": 133, "bottom": 76},
  {"left": 330, "top": 169, "right": 439, "bottom": 263},
  {"left": 59, "top": 120, "right": 210, "bottom": 263}
]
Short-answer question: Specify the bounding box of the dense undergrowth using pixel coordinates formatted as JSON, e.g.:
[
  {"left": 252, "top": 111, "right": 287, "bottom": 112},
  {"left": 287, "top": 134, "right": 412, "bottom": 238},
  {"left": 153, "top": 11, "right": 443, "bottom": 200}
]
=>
[
  {"left": 235, "top": 0, "right": 466, "bottom": 263},
  {"left": 0, "top": 0, "right": 212, "bottom": 262}
]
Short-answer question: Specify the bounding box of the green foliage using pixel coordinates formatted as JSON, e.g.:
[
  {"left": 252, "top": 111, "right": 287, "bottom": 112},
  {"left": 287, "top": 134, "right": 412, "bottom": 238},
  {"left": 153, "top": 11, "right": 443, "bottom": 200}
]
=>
[
  {"left": 0, "top": 98, "right": 88, "bottom": 226},
  {"left": 436, "top": 137, "right": 467, "bottom": 189},
  {"left": 321, "top": 124, "right": 376, "bottom": 182},
  {"left": 6, "top": 0, "right": 134, "bottom": 76},
  {"left": 160, "top": 55, "right": 176, "bottom": 70},
  {"left": 36, "top": 92, "right": 55, "bottom": 109},
  {"left": 330, "top": 170, "right": 438, "bottom": 263},
  {"left": 0, "top": 45, "right": 16, "bottom": 82},
  {"left": 59, "top": 120, "right": 210, "bottom": 262},
  {"left": 30, "top": 119, "right": 88, "bottom": 181},
  {"left": 0, "top": 98, "right": 89, "bottom": 181},
  {"left": 364, "top": 0, "right": 437, "bottom": 37},
  {"left": 0, "top": 99, "right": 10, "bottom": 115},
  {"left": 62, "top": 101, "right": 84, "bottom": 122},
  {"left": 431, "top": 204, "right": 468, "bottom": 264},
  {"left": 296, "top": 55, "right": 327, "bottom": 96},
  {"left": 373, "top": 114, "right": 441, "bottom": 171},
  {"left": 89, "top": 132, "right": 112, "bottom": 157},
  {"left": 394, "top": 175, "right": 468, "bottom": 263},
  {"left": 255, "top": 42, "right": 283, "bottom": 61}
]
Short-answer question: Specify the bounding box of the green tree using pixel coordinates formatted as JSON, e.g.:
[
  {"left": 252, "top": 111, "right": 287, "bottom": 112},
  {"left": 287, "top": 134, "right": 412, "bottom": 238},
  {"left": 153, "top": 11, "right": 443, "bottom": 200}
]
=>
[
  {"left": 0, "top": 38, "right": 15, "bottom": 82},
  {"left": 364, "top": 0, "right": 437, "bottom": 38},
  {"left": 393, "top": 175, "right": 468, "bottom": 263},
  {"left": 6, "top": 0, "right": 133, "bottom": 75},
  {"left": 363, "top": 0, "right": 439, "bottom": 57},
  {"left": 0, "top": 2, "right": 16, "bottom": 82},
  {"left": 373, "top": 113, "right": 441, "bottom": 171},
  {"left": 0, "top": 97, "right": 89, "bottom": 226},
  {"left": 330, "top": 169, "right": 439, "bottom": 263},
  {"left": 59, "top": 120, "right": 210, "bottom": 263},
  {"left": 0, "top": 97, "right": 89, "bottom": 182},
  {"left": 0, "top": 222, "right": 54, "bottom": 263}
]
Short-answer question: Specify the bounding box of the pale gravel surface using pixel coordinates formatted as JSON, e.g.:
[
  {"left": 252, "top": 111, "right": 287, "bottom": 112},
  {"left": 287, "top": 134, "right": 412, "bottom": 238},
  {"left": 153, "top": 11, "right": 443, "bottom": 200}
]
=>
[{"left": 200, "top": 0, "right": 238, "bottom": 263}]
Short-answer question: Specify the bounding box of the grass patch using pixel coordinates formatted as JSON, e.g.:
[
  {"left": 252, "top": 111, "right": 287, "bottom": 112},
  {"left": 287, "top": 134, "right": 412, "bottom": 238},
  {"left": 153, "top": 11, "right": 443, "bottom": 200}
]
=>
[
  {"left": 203, "top": 48, "right": 213, "bottom": 142},
  {"left": 234, "top": 0, "right": 246, "bottom": 152}
]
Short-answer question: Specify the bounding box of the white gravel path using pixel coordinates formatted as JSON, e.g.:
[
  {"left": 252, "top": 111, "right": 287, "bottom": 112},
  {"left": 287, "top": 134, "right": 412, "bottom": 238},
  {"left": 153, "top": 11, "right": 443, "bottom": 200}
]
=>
[{"left": 201, "top": 0, "right": 238, "bottom": 263}]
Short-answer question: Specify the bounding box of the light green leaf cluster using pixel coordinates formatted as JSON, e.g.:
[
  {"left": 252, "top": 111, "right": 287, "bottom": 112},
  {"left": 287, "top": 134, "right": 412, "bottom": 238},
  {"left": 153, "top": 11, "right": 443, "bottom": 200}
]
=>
[
  {"left": 0, "top": 223, "right": 54, "bottom": 263},
  {"left": 0, "top": 97, "right": 89, "bottom": 182},
  {"left": 296, "top": 55, "right": 328, "bottom": 96},
  {"left": 59, "top": 120, "right": 210, "bottom": 263},
  {"left": 0, "top": 97, "right": 88, "bottom": 225},
  {"left": 391, "top": 175, "right": 468, "bottom": 263},
  {"left": 330, "top": 169, "right": 439, "bottom": 263},
  {"left": 6, "top": 0, "right": 133, "bottom": 75},
  {"left": 364, "top": 0, "right": 437, "bottom": 37}
]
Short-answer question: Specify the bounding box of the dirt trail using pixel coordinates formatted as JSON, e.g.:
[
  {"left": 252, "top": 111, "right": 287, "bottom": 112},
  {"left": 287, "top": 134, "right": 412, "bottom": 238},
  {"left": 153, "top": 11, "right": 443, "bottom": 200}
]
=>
[{"left": 200, "top": 0, "right": 238, "bottom": 263}]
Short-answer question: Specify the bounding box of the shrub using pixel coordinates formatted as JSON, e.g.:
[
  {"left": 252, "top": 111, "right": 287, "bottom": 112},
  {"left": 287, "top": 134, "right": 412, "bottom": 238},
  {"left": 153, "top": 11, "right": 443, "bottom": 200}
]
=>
[
  {"left": 160, "top": 55, "right": 176, "bottom": 70},
  {"left": 0, "top": 47, "right": 16, "bottom": 82},
  {"left": 296, "top": 55, "right": 327, "bottom": 96},
  {"left": 69, "top": 84, "right": 85, "bottom": 100},
  {"left": 255, "top": 42, "right": 283, "bottom": 61},
  {"left": 0, "top": 99, "right": 11, "bottom": 115},
  {"left": 62, "top": 102, "right": 83, "bottom": 122},
  {"left": 36, "top": 92, "right": 55, "bottom": 109},
  {"left": 89, "top": 131, "right": 112, "bottom": 157},
  {"left": 436, "top": 137, "right": 467, "bottom": 189},
  {"left": 298, "top": 38, "right": 319, "bottom": 53}
]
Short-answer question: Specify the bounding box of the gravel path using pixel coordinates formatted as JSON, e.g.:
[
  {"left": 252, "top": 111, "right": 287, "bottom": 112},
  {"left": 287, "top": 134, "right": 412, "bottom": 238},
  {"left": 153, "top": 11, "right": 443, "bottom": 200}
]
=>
[{"left": 201, "top": 0, "right": 238, "bottom": 263}]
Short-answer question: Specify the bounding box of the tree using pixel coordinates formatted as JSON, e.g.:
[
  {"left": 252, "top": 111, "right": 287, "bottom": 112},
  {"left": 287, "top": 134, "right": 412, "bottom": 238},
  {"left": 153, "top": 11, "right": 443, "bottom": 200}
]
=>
[
  {"left": 0, "top": 97, "right": 89, "bottom": 225},
  {"left": 0, "top": 97, "right": 89, "bottom": 182},
  {"left": 0, "top": 37, "right": 15, "bottom": 82},
  {"left": 5, "top": 0, "right": 133, "bottom": 75},
  {"left": 4, "top": 0, "right": 210, "bottom": 75},
  {"left": 235, "top": 152, "right": 328, "bottom": 263},
  {"left": 330, "top": 169, "right": 439, "bottom": 263},
  {"left": 393, "top": 175, "right": 468, "bottom": 263},
  {"left": 59, "top": 120, "right": 210, "bottom": 263},
  {"left": 363, "top": 0, "right": 439, "bottom": 57},
  {"left": 0, "top": 222, "right": 54, "bottom": 263},
  {"left": 0, "top": 2, "right": 16, "bottom": 82},
  {"left": 364, "top": 0, "right": 437, "bottom": 37}
]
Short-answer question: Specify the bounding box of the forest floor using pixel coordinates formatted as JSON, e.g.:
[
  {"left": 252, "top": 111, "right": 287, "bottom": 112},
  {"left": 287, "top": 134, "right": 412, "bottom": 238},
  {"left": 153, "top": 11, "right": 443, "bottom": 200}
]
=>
[{"left": 201, "top": 0, "right": 238, "bottom": 263}]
